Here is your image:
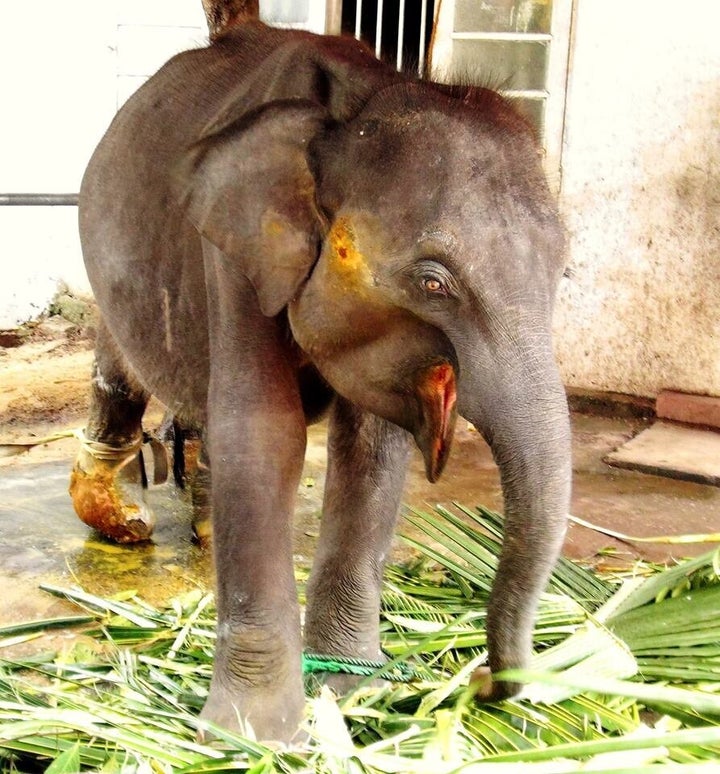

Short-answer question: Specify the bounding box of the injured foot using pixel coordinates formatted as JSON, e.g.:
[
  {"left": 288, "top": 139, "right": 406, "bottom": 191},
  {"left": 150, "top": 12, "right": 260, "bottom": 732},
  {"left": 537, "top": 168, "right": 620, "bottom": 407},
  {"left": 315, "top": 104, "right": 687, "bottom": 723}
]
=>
[{"left": 69, "top": 434, "right": 156, "bottom": 543}]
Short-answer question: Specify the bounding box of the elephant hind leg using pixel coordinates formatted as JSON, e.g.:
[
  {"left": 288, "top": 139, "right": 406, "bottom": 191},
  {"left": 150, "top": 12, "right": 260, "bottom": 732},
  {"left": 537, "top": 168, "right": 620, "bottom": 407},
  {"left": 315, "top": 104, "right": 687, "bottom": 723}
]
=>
[
  {"left": 69, "top": 319, "right": 153, "bottom": 543},
  {"left": 156, "top": 416, "right": 212, "bottom": 543},
  {"left": 188, "top": 434, "right": 212, "bottom": 543}
]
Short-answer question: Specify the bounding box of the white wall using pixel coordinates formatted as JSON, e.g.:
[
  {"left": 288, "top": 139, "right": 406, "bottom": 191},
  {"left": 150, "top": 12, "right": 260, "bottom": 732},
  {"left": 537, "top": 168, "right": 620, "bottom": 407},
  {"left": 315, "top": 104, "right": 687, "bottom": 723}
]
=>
[
  {"left": 0, "top": 0, "right": 334, "bottom": 328},
  {"left": 0, "top": 1, "right": 207, "bottom": 327},
  {"left": 553, "top": 0, "right": 720, "bottom": 397}
]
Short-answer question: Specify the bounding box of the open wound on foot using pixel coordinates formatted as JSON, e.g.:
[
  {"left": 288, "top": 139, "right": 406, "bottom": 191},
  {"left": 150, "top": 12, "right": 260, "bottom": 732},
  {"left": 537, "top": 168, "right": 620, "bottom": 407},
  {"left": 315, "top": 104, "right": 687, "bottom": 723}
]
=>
[{"left": 69, "top": 432, "right": 167, "bottom": 543}]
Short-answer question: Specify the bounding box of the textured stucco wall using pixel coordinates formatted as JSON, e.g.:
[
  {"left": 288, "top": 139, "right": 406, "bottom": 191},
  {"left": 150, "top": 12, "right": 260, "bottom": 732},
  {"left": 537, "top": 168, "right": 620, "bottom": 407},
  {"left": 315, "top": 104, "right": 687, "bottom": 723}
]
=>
[{"left": 553, "top": 0, "right": 720, "bottom": 397}]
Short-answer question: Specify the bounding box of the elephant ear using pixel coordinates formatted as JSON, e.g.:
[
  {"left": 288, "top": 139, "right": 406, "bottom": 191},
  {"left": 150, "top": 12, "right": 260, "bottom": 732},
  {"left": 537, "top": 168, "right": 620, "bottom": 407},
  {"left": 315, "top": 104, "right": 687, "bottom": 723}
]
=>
[{"left": 175, "top": 100, "right": 327, "bottom": 316}]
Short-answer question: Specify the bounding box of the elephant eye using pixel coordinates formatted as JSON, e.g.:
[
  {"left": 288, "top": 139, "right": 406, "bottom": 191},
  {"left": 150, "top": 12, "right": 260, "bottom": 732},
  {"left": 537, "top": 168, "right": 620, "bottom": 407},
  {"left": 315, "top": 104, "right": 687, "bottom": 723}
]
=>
[
  {"left": 408, "top": 260, "right": 457, "bottom": 301},
  {"left": 423, "top": 277, "right": 446, "bottom": 295}
]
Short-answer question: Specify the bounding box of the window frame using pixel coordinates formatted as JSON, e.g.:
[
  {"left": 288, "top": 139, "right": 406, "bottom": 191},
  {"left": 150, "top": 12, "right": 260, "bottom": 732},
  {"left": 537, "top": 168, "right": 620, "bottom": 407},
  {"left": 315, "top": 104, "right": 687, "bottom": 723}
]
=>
[{"left": 430, "top": 0, "right": 574, "bottom": 193}]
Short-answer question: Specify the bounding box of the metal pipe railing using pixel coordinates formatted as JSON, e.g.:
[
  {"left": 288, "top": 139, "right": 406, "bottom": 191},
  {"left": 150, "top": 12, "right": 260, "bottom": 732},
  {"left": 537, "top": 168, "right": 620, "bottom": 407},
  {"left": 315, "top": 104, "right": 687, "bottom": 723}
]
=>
[{"left": 0, "top": 193, "right": 78, "bottom": 206}]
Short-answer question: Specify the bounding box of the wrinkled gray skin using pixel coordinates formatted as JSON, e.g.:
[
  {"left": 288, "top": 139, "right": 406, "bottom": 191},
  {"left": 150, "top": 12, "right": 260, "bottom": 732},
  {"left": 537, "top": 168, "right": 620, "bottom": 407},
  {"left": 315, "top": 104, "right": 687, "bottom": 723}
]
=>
[{"left": 77, "top": 21, "right": 570, "bottom": 743}]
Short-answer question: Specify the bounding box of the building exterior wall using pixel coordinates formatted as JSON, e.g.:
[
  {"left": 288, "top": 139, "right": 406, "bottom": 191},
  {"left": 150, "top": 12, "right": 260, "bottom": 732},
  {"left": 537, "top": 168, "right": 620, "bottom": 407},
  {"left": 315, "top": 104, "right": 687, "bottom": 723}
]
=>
[
  {"left": 553, "top": 0, "right": 720, "bottom": 397},
  {"left": 3, "top": 1, "right": 719, "bottom": 400}
]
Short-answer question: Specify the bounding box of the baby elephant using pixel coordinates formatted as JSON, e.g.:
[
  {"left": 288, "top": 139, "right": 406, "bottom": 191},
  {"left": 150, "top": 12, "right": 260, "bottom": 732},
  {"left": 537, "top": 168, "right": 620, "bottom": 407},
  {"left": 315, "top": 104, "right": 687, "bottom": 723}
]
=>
[{"left": 71, "top": 19, "right": 571, "bottom": 743}]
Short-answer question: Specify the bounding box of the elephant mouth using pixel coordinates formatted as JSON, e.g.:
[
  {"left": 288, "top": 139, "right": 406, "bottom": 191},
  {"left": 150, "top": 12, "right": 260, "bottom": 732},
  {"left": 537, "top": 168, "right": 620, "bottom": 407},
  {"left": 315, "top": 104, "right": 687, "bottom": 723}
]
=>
[{"left": 413, "top": 363, "right": 457, "bottom": 483}]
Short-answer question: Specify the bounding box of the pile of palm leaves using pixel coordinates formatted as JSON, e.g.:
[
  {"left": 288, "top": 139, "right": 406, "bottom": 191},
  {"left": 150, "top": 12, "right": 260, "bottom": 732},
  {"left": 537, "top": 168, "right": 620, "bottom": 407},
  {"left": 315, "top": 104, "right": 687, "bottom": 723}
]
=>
[{"left": 2, "top": 504, "right": 720, "bottom": 772}]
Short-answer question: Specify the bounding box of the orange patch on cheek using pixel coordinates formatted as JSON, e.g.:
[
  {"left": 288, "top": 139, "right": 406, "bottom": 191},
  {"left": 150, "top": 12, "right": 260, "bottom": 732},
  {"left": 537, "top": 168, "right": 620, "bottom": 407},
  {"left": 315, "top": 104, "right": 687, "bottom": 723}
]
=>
[
  {"left": 328, "top": 218, "right": 369, "bottom": 287},
  {"left": 263, "top": 219, "right": 285, "bottom": 237}
]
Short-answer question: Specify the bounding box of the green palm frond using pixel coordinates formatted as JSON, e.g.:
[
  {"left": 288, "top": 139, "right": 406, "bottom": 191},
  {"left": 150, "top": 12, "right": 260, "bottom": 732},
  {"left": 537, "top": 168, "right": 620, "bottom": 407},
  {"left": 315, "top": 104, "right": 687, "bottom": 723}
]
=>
[{"left": 2, "top": 504, "right": 720, "bottom": 772}]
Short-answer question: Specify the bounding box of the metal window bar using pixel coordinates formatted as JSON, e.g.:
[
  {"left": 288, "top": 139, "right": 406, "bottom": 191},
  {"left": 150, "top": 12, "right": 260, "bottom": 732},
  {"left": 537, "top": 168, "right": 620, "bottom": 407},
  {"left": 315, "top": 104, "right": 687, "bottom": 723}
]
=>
[
  {"left": 396, "top": 0, "right": 405, "bottom": 70},
  {"left": 354, "top": 0, "right": 362, "bottom": 38},
  {"left": 375, "top": 0, "right": 384, "bottom": 58},
  {"left": 418, "top": 0, "right": 428, "bottom": 75},
  {"left": 501, "top": 90, "right": 549, "bottom": 100},
  {"left": 353, "top": 0, "right": 430, "bottom": 76}
]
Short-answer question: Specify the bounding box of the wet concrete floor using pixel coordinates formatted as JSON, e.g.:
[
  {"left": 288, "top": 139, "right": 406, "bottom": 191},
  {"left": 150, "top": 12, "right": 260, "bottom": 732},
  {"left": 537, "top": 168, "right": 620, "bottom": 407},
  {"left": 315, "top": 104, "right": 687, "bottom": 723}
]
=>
[{"left": 1, "top": 411, "right": 719, "bottom": 635}]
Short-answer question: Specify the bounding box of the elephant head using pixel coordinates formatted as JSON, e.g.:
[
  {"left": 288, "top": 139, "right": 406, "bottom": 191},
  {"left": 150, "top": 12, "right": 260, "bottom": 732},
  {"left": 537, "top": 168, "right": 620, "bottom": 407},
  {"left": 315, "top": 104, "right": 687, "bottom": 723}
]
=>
[{"left": 179, "top": 81, "right": 571, "bottom": 700}]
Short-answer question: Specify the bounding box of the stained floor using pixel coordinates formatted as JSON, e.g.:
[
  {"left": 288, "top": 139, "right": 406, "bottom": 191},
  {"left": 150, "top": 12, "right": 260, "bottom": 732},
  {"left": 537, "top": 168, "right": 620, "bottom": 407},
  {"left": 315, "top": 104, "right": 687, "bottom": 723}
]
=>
[{"left": 1, "top": 411, "right": 719, "bottom": 636}]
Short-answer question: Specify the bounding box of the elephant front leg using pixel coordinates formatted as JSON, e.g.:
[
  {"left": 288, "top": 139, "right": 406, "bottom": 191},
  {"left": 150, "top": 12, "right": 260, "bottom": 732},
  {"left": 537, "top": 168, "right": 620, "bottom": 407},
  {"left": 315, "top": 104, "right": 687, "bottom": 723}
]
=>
[
  {"left": 199, "top": 275, "right": 308, "bottom": 743},
  {"left": 304, "top": 398, "right": 411, "bottom": 689},
  {"left": 201, "top": 393, "right": 308, "bottom": 743}
]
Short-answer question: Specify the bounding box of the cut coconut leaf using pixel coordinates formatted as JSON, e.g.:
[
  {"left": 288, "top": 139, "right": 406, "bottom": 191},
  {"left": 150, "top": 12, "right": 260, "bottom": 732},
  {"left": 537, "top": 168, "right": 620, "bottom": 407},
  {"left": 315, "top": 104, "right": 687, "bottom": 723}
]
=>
[
  {"left": 0, "top": 616, "right": 95, "bottom": 640},
  {"left": 402, "top": 505, "right": 614, "bottom": 610},
  {"left": 603, "top": 583, "right": 720, "bottom": 691},
  {"left": 608, "top": 548, "right": 720, "bottom": 616},
  {"left": 499, "top": 669, "right": 720, "bottom": 717},
  {"left": 523, "top": 624, "right": 637, "bottom": 704},
  {"left": 40, "top": 584, "right": 162, "bottom": 629},
  {"left": 2, "top": 503, "right": 720, "bottom": 771}
]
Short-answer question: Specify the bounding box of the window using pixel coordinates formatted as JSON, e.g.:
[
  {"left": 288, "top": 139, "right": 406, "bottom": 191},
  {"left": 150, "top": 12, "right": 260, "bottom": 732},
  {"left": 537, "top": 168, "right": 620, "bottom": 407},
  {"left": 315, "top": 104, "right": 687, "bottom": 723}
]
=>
[
  {"left": 260, "top": 0, "right": 337, "bottom": 34},
  {"left": 431, "top": 0, "right": 573, "bottom": 187},
  {"left": 341, "top": 0, "right": 436, "bottom": 74}
]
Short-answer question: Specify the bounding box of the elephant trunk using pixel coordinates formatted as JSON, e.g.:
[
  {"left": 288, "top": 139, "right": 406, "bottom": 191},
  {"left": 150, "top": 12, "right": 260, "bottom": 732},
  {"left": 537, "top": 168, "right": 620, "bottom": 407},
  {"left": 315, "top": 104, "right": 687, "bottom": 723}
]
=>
[{"left": 458, "top": 336, "right": 571, "bottom": 699}]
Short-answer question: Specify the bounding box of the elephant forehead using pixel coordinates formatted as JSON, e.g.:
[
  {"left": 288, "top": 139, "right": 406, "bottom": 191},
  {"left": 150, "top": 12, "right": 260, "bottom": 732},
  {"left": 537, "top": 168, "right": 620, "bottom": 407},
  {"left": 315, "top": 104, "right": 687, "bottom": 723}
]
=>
[{"left": 326, "top": 217, "right": 371, "bottom": 289}]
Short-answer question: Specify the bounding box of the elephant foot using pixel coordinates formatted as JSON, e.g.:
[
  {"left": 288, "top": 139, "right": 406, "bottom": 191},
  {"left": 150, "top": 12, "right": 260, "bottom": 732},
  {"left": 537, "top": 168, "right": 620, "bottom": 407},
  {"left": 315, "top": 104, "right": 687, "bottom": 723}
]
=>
[
  {"left": 201, "top": 619, "right": 307, "bottom": 744},
  {"left": 198, "top": 679, "right": 307, "bottom": 746},
  {"left": 69, "top": 434, "right": 155, "bottom": 543}
]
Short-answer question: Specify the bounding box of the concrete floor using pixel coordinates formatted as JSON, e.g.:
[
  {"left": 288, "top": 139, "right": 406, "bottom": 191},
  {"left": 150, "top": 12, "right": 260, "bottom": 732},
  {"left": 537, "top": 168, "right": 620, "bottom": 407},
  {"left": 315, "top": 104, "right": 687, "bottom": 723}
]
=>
[{"left": 0, "top": 411, "right": 719, "bottom": 635}]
